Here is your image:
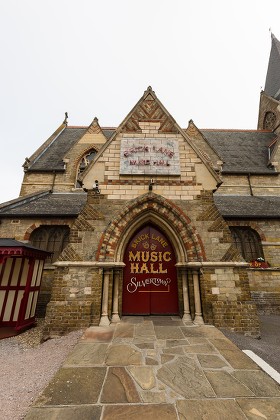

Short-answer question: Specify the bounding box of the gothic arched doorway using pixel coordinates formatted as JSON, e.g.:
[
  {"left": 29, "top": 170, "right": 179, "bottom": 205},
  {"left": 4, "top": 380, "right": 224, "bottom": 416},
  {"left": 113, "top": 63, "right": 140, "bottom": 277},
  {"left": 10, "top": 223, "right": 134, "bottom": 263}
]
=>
[{"left": 122, "top": 225, "right": 179, "bottom": 315}]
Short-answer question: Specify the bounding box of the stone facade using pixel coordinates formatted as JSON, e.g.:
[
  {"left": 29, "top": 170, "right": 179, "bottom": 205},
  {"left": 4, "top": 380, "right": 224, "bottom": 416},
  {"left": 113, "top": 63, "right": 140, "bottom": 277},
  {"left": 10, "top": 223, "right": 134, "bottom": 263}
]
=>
[{"left": 3, "top": 35, "right": 280, "bottom": 337}]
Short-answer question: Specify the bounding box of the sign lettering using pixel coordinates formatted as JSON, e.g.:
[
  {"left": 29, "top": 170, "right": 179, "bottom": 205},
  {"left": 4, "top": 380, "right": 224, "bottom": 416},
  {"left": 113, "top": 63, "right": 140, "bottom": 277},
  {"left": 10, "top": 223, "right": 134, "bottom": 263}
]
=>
[
  {"left": 122, "top": 226, "right": 179, "bottom": 315},
  {"left": 120, "top": 138, "right": 180, "bottom": 175}
]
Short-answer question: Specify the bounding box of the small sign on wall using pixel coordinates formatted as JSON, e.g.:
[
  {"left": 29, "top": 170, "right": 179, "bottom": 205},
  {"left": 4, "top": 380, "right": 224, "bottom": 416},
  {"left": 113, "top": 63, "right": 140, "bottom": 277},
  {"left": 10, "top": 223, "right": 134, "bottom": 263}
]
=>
[
  {"left": 120, "top": 138, "right": 181, "bottom": 175},
  {"left": 249, "top": 259, "right": 269, "bottom": 268}
]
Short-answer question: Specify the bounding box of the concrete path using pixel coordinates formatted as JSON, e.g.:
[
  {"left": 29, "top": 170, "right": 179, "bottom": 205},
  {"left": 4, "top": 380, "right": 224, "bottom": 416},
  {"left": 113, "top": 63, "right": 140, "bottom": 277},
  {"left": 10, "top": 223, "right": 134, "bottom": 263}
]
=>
[{"left": 25, "top": 316, "right": 280, "bottom": 419}]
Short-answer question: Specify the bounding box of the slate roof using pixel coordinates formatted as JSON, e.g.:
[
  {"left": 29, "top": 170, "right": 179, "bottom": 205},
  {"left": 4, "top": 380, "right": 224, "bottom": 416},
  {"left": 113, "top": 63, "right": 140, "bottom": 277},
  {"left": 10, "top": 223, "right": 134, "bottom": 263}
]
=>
[
  {"left": 28, "top": 127, "right": 87, "bottom": 171},
  {"left": 27, "top": 127, "right": 115, "bottom": 172},
  {"left": 103, "top": 128, "right": 116, "bottom": 140},
  {"left": 201, "top": 130, "right": 277, "bottom": 174},
  {"left": 0, "top": 191, "right": 87, "bottom": 217},
  {"left": 1, "top": 190, "right": 280, "bottom": 220},
  {"left": 214, "top": 195, "right": 280, "bottom": 218},
  {"left": 264, "top": 33, "right": 280, "bottom": 100},
  {"left": 26, "top": 119, "right": 277, "bottom": 175}
]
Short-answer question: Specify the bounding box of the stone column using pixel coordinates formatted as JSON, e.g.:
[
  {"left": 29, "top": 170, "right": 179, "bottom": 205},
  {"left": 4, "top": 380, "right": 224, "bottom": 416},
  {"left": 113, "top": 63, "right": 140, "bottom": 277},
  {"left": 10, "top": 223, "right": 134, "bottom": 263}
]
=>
[
  {"left": 111, "top": 269, "right": 121, "bottom": 323},
  {"left": 182, "top": 269, "right": 192, "bottom": 322},
  {"left": 99, "top": 269, "right": 110, "bottom": 326},
  {"left": 193, "top": 269, "right": 204, "bottom": 325}
]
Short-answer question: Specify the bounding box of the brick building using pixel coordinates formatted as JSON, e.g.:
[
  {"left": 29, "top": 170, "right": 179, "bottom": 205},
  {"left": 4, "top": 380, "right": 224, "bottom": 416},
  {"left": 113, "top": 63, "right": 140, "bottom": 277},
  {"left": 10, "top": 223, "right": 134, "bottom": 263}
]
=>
[{"left": 1, "top": 34, "right": 280, "bottom": 338}]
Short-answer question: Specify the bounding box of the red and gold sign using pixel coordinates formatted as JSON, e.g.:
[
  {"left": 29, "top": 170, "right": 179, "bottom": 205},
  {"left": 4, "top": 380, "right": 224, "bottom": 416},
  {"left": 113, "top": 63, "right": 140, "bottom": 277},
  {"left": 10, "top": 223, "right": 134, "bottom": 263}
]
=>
[
  {"left": 249, "top": 259, "right": 269, "bottom": 268},
  {"left": 122, "top": 226, "right": 179, "bottom": 315}
]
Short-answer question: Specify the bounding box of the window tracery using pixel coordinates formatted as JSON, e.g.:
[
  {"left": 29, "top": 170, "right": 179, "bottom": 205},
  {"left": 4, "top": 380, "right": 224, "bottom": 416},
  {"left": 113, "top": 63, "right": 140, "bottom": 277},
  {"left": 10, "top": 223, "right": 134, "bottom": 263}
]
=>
[
  {"left": 230, "top": 227, "right": 264, "bottom": 262},
  {"left": 75, "top": 149, "right": 97, "bottom": 188},
  {"left": 30, "top": 226, "right": 70, "bottom": 263},
  {"left": 263, "top": 111, "right": 276, "bottom": 130}
]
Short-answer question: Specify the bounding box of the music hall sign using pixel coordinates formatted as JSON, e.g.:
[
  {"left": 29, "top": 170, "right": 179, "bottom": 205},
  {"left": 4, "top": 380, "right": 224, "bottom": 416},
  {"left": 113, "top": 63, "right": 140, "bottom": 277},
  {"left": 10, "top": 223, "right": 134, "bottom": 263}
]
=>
[
  {"left": 122, "top": 226, "right": 179, "bottom": 315},
  {"left": 120, "top": 138, "right": 180, "bottom": 175}
]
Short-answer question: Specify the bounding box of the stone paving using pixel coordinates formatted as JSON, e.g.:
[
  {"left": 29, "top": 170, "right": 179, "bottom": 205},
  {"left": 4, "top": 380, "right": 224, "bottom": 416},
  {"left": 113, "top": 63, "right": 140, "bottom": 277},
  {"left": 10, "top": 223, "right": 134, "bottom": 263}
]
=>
[{"left": 25, "top": 316, "right": 280, "bottom": 419}]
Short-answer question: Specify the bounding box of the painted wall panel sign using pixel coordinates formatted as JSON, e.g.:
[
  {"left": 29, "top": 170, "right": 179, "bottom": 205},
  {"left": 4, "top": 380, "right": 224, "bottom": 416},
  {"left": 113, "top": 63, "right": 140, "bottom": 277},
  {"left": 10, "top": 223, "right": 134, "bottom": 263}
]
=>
[
  {"left": 122, "top": 225, "right": 179, "bottom": 315},
  {"left": 120, "top": 138, "right": 181, "bottom": 175}
]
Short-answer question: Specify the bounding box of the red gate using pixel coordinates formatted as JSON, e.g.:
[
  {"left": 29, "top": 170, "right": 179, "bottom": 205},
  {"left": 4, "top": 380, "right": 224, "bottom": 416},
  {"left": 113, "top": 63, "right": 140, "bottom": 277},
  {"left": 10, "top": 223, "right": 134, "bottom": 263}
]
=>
[
  {"left": 0, "top": 239, "right": 50, "bottom": 333},
  {"left": 122, "top": 226, "right": 178, "bottom": 315}
]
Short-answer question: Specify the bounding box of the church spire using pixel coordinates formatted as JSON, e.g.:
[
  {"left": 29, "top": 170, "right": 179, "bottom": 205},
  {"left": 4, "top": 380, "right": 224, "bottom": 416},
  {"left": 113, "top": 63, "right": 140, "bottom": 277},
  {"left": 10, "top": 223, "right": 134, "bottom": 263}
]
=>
[{"left": 264, "top": 33, "right": 280, "bottom": 100}]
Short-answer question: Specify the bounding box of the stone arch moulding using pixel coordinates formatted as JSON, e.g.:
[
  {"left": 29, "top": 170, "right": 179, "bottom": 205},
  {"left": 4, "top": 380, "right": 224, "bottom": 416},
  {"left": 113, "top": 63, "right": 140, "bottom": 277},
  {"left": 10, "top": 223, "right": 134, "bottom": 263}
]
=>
[
  {"left": 228, "top": 221, "right": 267, "bottom": 242},
  {"left": 96, "top": 192, "right": 206, "bottom": 263},
  {"left": 24, "top": 221, "right": 70, "bottom": 241}
]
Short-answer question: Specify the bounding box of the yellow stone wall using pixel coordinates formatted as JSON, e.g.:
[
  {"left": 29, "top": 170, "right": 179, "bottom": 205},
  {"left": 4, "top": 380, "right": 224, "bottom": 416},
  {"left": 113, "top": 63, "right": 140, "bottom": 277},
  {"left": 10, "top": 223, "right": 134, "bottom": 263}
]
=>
[{"left": 82, "top": 122, "right": 218, "bottom": 200}]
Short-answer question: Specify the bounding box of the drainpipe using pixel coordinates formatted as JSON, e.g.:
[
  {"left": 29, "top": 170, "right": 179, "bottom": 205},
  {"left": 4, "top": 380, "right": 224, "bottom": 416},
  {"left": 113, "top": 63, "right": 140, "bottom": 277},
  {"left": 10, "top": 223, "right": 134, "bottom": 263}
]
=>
[
  {"left": 51, "top": 171, "right": 56, "bottom": 193},
  {"left": 247, "top": 173, "right": 253, "bottom": 196}
]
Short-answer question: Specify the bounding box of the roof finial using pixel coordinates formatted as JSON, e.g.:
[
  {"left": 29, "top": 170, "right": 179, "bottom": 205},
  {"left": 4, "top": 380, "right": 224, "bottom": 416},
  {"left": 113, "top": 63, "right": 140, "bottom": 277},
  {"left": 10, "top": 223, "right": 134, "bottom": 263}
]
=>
[
  {"left": 269, "top": 28, "right": 275, "bottom": 39},
  {"left": 63, "top": 112, "right": 68, "bottom": 125}
]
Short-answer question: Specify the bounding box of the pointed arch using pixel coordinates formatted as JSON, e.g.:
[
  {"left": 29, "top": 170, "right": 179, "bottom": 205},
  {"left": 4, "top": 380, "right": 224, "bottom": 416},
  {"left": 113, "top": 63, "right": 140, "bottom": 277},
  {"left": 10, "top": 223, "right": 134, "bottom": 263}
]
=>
[
  {"left": 96, "top": 192, "right": 205, "bottom": 263},
  {"left": 75, "top": 148, "right": 98, "bottom": 188}
]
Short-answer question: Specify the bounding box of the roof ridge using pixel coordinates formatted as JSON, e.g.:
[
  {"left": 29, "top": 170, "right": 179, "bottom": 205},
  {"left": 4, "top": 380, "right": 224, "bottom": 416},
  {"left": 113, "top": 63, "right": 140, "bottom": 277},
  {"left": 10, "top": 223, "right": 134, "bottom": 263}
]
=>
[
  {"left": 0, "top": 191, "right": 50, "bottom": 210},
  {"left": 66, "top": 125, "right": 87, "bottom": 129},
  {"left": 66, "top": 125, "right": 116, "bottom": 130},
  {"left": 200, "top": 129, "right": 273, "bottom": 132}
]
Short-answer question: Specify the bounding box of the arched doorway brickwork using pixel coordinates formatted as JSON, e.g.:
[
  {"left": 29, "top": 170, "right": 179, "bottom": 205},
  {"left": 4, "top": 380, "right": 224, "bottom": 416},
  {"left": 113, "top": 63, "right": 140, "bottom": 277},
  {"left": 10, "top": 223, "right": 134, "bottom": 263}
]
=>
[
  {"left": 96, "top": 192, "right": 206, "bottom": 263},
  {"left": 97, "top": 193, "right": 206, "bottom": 325}
]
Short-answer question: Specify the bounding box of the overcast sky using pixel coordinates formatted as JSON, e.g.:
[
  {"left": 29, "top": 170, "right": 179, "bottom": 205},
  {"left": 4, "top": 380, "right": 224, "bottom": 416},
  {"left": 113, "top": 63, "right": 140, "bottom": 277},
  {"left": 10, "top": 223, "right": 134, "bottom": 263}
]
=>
[{"left": 0, "top": 0, "right": 279, "bottom": 203}]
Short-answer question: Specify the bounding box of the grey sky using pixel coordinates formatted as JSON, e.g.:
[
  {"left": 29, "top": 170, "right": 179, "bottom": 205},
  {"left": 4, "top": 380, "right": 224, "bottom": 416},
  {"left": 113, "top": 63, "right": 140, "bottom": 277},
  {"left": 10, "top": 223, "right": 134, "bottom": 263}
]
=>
[{"left": 0, "top": 0, "right": 279, "bottom": 203}]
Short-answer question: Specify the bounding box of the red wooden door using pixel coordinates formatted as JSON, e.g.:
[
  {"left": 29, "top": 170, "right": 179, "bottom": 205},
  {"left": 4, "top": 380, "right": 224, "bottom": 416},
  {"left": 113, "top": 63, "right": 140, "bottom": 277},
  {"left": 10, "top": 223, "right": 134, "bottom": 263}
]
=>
[{"left": 122, "top": 226, "right": 179, "bottom": 315}]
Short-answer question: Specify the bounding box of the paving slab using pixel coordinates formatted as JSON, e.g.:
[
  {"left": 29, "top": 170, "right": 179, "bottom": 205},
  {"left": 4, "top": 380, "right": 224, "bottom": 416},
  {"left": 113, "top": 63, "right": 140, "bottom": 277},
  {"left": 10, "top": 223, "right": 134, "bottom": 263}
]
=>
[
  {"left": 25, "top": 406, "right": 102, "bottom": 420},
  {"left": 204, "top": 370, "right": 254, "bottom": 397},
  {"left": 183, "top": 342, "right": 217, "bottom": 354},
  {"left": 105, "top": 343, "right": 142, "bottom": 365},
  {"left": 166, "top": 339, "right": 190, "bottom": 347},
  {"left": 80, "top": 326, "right": 114, "bottom": 342},
  {"left": 157, "top": 355, "right": 216, "bottom": 398},
  {"left": 181, "top": 325, "right": 225, "bottom": 339},
  {"left": 128, "top": 366, "right": 156, "bottom": 390},
  {"left": 26, "top": 317, "right": 280, "bottom": 419},
  {"left": 134, "top": 342, "right": 155, "bottom": 349},
  {"left": 236, "top": 398, "right": 280, "bottom": 419},
  {"left": 197, "top": 353, "right": 229, "bottom": 369},
  {"left": 101, "top": 366, "right": 141, "bottom": 403},
  {"left": 146, "top": 356, "right": 158, "bottom": 365},
  {"left": 102, "top": 404, "right": 178, "bottom": 420},
  {"left": 154, "top": 326, "right": 185, "bottom": 339},
  {"left": 177, "top": 399, "right": 247, "bottom": 420},
  {"left": 161, "top": 354, "right": 175, "bottom": 364},
  {"left": 187, "top": 336, "right": 209, "bottom": 344},
  {"left": 232, "top": 370, "right": 280, "bottom": 396},
  {"left": 209, "top": 339, "right": 260, "bottom": 369},
  {"left": 141, "top": 390, "right": 167, "bottom": 403},
  {"left": 63, "top": 342, "right": 108, "bottom": 366},
  {"left": 162, "top": 346, "right": 185, "bottom": 355},
  {"left": 113, "top": 322, "right": 135, "bottom": 339},
  {"left": 34, "top": 367, "right": 106, "bottom": 406},
  {"left": 135, "top": 321, "right": 155, "bottom": 338}
]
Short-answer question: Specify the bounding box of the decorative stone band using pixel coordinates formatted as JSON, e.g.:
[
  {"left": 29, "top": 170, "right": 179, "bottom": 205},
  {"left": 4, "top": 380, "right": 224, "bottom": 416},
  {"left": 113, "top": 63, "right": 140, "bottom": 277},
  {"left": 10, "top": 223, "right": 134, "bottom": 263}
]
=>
[
  {"left": 262, "top": 242, "right": 280, "bottom": 246},
  {"left": 176, "top": 262, "right": 249, "bottom": 268},
  {"left": 53, "top": 261, "right": 126, "bottom": 267},
  {"left": 53, "top": 261, "right": 249, "bottom": 268}
]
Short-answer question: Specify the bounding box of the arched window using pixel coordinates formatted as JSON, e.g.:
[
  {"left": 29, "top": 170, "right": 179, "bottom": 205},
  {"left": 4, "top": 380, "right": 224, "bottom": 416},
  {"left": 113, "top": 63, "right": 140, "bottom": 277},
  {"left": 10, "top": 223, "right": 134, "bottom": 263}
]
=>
[
  {"left": 76, "top": 149, "right": 97, "bottom": 188},
  {"left": 230, "top": 227, "right": 264, "bottom": 262},
  {"left": 30, "top": 226, "right": 70, "bottom": 263},
  {"left": 263, "top": 111, "right": 276, "bottom": 130}
]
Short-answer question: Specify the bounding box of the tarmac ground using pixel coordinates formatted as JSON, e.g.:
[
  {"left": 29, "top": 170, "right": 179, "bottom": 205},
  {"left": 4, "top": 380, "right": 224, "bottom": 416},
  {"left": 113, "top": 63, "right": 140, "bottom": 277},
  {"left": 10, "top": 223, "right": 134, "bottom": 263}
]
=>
[
  {"left": 220, "top": 314, "right": 280, "bottom": 374},
  {"left": 25, "top": 315, "right": 280, "bottom": 420}
]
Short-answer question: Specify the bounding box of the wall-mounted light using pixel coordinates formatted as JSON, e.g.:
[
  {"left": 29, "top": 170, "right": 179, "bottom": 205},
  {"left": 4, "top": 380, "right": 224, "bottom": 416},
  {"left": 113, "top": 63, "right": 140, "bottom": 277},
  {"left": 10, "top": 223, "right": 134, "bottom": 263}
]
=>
[
  {"left": 149, "top": 179, "right": 155, "bottom": 191},
  {"left": 93, "top": 180, "right": 101, "bottom": 194}
]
